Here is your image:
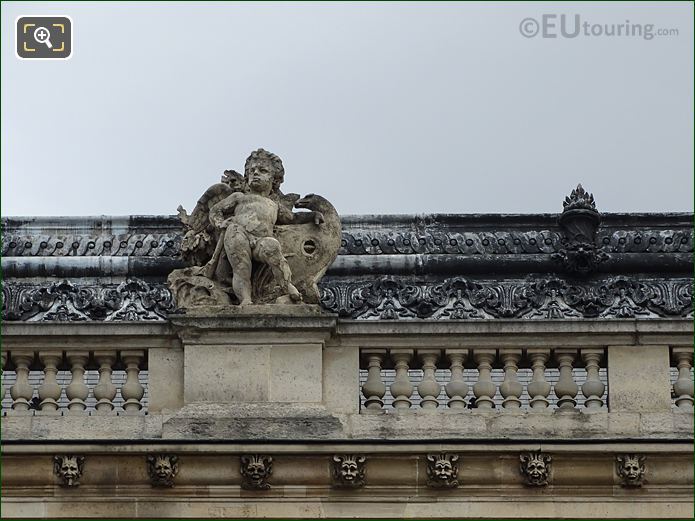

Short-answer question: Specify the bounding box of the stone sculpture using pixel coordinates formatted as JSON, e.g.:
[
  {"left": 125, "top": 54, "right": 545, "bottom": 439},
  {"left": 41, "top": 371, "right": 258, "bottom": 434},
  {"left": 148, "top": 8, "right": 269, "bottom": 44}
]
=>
[
  {"left": 616, "top": 454, "right": 646, "bottom": 487},
  {"left": 426, "top": 453, "right": 459, "bottom": 488},
  {"left": 53, "top": 455, "right": 85, "bottom": 487},
  {"left": 332, "top": 454, "right": 366, "bottom": 488},
  {"left": 553, "top": 184, "right": 608, "bottom": 274},
  {"left": 240, "top": 454, "right": 273, "bottom": 490},
  {"left": 169, "top": 149, "right": 341, "bottom": 308},
  {"left": 147, "top": 454, "right": 179, "bottom": 487},
  {"left": 519, "top": 452, "right": 552, "bottom": 486}
]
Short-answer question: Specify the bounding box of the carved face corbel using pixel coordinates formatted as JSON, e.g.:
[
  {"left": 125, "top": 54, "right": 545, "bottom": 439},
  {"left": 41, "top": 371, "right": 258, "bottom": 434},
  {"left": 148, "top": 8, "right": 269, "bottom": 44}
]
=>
[
  {"left": 616, "top": 454, "right": 646, "bottom": 487},
  {"left": 240, "top": 454, "right": 273, "bottom": 490},
  {"left": 332, "top": 454, "right": 366, "bottom": 488},
  {"left": 426, "top": 453, "right": 459, "bottom": 488},
  {"left": 53, "top": 455, "right": 85, "bottom": 487},
  {"left": 147, "top": 454, "right": 179, "bottom": 487},
  {"left": 520, "top": 452, "right": 552, "bottom": 486}
]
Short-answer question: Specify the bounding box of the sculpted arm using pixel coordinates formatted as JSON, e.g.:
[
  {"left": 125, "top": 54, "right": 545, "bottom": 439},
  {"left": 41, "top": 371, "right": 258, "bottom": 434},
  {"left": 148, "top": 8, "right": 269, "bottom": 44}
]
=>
[
  {"left": 277, "top": 205, "right": 325, "bottom": 226},
  {"left": 209, "top": 193, "right": 242, "bottom": 228}
]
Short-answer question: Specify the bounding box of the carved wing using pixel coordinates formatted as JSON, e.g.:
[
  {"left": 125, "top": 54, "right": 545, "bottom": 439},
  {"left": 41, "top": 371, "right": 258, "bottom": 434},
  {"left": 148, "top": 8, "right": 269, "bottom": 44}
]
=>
[{"left": 187, "top": 183, "right": 236, "bottom": 233}]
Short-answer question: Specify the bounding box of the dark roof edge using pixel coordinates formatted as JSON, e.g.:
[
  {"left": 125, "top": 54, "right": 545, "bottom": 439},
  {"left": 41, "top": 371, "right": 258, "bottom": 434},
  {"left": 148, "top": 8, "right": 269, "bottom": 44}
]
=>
[{"left": 2, "top": 212, "right": 693, "bottom": 231}]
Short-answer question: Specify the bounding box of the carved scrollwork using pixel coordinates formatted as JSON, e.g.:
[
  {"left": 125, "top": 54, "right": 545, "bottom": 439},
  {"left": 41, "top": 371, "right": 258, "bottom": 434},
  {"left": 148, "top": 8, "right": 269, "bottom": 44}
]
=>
[
  {"left": 1, "top": 278, "right": 175, "bottom": 322},
  {"left": 318, "top": 276, "right": 693, "bottom": 320}
]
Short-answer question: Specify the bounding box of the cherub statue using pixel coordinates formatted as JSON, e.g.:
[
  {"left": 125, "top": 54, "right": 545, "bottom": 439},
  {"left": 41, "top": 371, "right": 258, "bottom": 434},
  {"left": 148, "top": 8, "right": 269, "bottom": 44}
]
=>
[{"left": 169, "top": 149, "right": 341, "bottom": 309}]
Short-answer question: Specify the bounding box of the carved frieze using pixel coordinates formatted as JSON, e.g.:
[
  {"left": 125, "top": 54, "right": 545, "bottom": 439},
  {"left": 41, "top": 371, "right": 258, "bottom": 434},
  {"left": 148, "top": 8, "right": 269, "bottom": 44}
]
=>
[
  {"left": 318, "top": 276, "right": 693, "bottom": 320},
  {"left": 2, "top": 275, "right": 691, "bottom": 322}
]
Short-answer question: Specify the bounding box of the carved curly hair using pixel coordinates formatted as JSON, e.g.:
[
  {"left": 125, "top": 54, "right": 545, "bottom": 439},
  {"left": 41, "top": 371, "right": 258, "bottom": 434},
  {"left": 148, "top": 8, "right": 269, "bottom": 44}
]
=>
[{"left": 244, "top": 148, "right": 285, "bottom": 193}]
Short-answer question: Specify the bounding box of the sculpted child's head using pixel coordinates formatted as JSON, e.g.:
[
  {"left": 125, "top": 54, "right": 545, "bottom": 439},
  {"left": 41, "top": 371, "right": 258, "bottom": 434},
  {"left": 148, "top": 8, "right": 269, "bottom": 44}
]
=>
[{"left": 244, "top": 149, "right": 284, "bottom": 195}]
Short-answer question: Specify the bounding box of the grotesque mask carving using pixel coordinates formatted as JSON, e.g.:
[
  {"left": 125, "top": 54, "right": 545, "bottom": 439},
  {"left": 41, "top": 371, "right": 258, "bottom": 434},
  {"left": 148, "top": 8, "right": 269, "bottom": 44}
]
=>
[
  {"left": 520, "top": 452, "right": 552, "bottom": 486},
  {"left": 426, "top": 453, "right": 459, "bottom": 488},
  {"left": 332, "top": 454, "right": 366, "bottom": 488},
  {"left": 53, "top": 455, "right": 85, "bottom": 487},
  {"left": 240, "top": 454, "right": 272, "bottom": 490},
  {"left": 616, "top": 454, "right": 646, "bottom": 487},
  {"left": 147, "top": 454, "right": 179, "bottom": 487}
]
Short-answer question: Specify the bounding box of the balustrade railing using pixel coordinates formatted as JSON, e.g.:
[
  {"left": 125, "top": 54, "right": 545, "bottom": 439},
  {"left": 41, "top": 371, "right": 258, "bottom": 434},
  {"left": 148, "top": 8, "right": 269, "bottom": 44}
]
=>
[
  {"left": 359, "top": 348, "right": 608, "bottom": 411},
  {"left": 1, "top": 350, "right": 148, "bottom": 415},
  {"left": 670, "top": 347, "right": 694, "bottom": 410}
]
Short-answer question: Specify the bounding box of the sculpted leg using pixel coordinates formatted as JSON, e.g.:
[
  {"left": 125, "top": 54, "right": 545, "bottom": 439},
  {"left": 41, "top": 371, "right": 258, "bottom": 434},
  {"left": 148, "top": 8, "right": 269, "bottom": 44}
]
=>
[
  {"left": 224, "top": 226, "right": 253, "bottom": 305},
  {"left": 255, "top": 238, "right": 301, "bottom": 302}
]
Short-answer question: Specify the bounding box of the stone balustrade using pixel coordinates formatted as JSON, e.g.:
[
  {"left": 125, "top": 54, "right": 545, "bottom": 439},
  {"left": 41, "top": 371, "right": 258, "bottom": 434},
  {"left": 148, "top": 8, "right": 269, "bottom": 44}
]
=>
[
  {"left": 1, "top": 349, "right": 147, "bottom": 415},
  {"left": 671, "top": 346, "right": 694, "bottom": 410},
  {"left": 359, "top": 347, "right": 608, "bottom": 412}
]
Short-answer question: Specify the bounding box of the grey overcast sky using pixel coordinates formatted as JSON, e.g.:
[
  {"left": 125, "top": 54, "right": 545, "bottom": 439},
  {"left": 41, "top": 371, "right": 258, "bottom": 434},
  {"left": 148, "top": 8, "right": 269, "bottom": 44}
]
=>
[{"left": 1, "top": 1, "right": 693, "bottom": 217}]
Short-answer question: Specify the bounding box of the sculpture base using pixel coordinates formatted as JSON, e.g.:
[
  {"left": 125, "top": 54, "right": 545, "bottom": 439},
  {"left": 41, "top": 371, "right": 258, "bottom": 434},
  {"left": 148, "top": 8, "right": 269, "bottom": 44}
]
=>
[{"left": 168, "top": 307, "right": 337, "bottom": 408}]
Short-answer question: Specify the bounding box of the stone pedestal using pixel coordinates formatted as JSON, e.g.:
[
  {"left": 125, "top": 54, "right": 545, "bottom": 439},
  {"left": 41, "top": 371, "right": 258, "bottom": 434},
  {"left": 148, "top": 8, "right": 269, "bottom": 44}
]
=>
[{"left": 164, "top": 305, "right": 341, "bottom": 439}]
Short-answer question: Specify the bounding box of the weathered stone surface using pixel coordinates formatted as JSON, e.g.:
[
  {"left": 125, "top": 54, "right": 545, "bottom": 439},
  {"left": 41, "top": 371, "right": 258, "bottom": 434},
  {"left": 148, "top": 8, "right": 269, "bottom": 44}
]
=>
[{"left": 169, "top": 149, "right": 341, "bottom": 309}]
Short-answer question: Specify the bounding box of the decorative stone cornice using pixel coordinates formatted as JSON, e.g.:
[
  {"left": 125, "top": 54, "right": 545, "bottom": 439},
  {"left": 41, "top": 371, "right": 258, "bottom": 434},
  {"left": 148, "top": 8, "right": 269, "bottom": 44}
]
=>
[{"left": 2, "top": 275, "right": 692, "bottom": 322}]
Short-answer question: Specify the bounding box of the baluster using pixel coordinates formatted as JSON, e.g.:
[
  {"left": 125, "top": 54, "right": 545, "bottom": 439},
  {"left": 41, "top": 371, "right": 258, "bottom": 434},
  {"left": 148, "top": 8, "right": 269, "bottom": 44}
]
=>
[
  {"left": 362, "top": 349, "right": 387, "bottom": 410},
  {"left": 38, "top": 351, "right": 63, "bottom": 413},
  {"left": 473, "top": 349, "right": 497, "bottom": 409},
  {"left": 672, "top": 348, "right": 694, "bottom": 409},
  {"left": 418, "top": 349, "right": 441, "bottom": 409},
  {"left": 581, "top": 349, "right": 605, "bottom": 409},
  {"left": 499, "top": 349, "right": 522, "bottom": 409},
  {"left": 10, "top": 353, "right": 35, "bottom": 412},
  {"left": 121, "top": 350, "right": 145, "bottom": 413},
  {"left": 554, "top": 349, "right": 578, "bottom": 410},
  {"left": 66, "top": 351, "right": 90, "bottom": 413},
  {"left": 93, "top": 351, "right": 117, "bottom": 414},
  {"left": 445, "top": 349, "right": 469, "bottom": 409},
  {"left": 527, "top": 349, "right": 551, "bottom": 410},
  {"left": 1, "top": 352, "right": 7, "bottom": 404},
  {"left": 390, "top": 349, "right": 413, "bottom": 410}
]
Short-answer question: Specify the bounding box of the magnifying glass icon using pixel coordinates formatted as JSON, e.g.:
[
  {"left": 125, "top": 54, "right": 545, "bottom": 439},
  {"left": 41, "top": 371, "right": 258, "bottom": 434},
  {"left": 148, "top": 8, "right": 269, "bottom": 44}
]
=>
[{"left": 33, "top": 26, "right": 53, "bottom": 49}]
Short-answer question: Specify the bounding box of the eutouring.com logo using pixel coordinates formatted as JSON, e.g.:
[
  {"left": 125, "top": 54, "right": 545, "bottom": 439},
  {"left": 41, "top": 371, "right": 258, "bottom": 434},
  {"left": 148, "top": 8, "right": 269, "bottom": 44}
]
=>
[{"left": 519, "top": 14, "right": 679, "bottom": 40}]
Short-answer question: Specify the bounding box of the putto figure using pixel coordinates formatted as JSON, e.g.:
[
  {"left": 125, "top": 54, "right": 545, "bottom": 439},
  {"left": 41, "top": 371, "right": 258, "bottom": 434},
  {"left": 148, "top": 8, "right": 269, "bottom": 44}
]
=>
[
  {"left": 332, "top": 454, "right": 366, "bottom": 488},
  {"left": 169, "top": 149, "right": 341, "bottom": 308},
  {"left": 519, "top": 452, "right": 552, "bottom": 487},
  {"left": 147, "top": 454, "right": 179, "bottom": 487},
  {"left": 53, "top": 455, "right": 85, "bottom": 487},
  {"left": 616, "top": 454, "right": 646, "bottom": 487},
  {"left": 426, "top": 453, "right": 459, "bottom": 488},
  {"left": 240, "top": 454, "right": 273, "bottom": 490}
]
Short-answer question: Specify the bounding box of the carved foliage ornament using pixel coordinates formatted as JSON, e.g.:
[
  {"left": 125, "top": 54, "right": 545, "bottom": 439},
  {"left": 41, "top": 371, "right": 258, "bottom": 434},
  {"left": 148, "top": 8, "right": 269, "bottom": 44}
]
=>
[
  {"left": 426, "top": 453, "right": 459, "bottom": 488},
  {"left": 520, "top": 452, "right": 552, "bottom": 486},
  {"left": 332, "top": 454, "right": 366, "bottom": 488},
  {"left": 240, "top": 454, "right": 273, "bottom": 490},
  {"left": 2, "top": 276, "right": 692, "bottom": 322},
  {"left": 147, "top": 454, "right": 179, "bottom": 487},
  {"left": 1, "top": 278, "right": 174, "bottom": 322},
  {"left": 318, "top": 276, "right": 693, "bottom": 320},
  {"left": 54, "top": 455, "right": 85, "bottom": 487},
  {"left": 616, "top": 454, "right": 646, "bottom": 487}
]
